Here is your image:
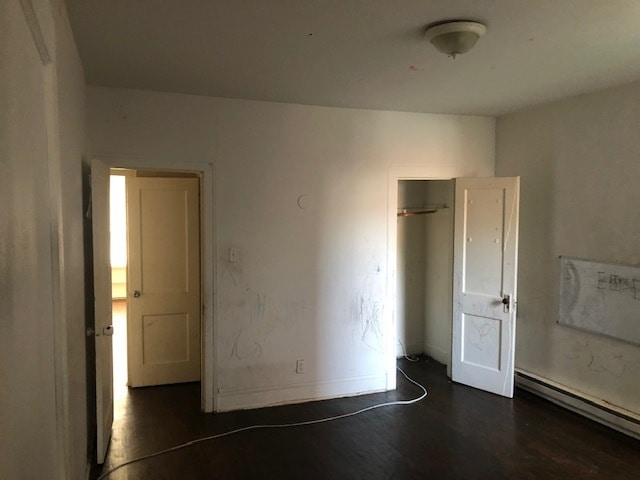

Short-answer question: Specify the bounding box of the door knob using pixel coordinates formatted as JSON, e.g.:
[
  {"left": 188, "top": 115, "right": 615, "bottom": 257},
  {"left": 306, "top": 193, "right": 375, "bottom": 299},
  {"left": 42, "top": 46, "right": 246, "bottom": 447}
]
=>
[
  {"left": 502, "top": 294, "right": 510, "bottom": 313},
  {"left": 133, "top": 290, "right": 141, "bottom": 298}
]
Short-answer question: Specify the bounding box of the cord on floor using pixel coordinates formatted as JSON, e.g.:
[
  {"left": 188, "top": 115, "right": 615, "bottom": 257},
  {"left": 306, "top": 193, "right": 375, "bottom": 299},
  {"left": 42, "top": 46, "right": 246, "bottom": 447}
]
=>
[
  {"left": 397, "top": 339, "right": 420, "bottom": 362},
  {"left": 96, "top": 366, "right": 427, "bottom": 480}
]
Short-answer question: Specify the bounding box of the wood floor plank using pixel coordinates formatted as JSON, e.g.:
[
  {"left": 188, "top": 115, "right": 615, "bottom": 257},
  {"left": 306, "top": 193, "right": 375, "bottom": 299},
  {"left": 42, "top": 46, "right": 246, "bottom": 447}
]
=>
[{"left": 95, "top": 358, "right": 640, "bottom": 479}]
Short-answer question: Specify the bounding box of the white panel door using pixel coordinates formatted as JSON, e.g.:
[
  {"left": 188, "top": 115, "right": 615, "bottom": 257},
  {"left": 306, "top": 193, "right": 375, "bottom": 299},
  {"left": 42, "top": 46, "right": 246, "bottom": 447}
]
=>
[
  {"left": 126, "top": 177, "right": 201, "bottom": 387},
  {"left": 91, "top": 158, "right": 114, "bottom": 463},
  {"left": 452, "top": 177, "right": 519, "bottom": 397}
]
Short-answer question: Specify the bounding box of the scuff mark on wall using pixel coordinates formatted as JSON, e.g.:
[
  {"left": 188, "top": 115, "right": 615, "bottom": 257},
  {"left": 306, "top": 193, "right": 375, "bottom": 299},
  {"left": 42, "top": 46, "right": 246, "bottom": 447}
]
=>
[
  {"left": 253, "top": 292, "right": 267, "bottom": 324},
  {"left": 350, "top": 251, "right": 385, "bottom": 353},
  {"left": 557, "top": 337, "right": 639, "bottom": 379},
  {"left": 221, "top": 261, "right": 243, "bottom": 287},
  {"left": 231, "top": 328, "right": 263, "bottom": 360},
  {"left": 225, "top": 290, "right": 267, "bottom": 360},
  {"left": 585, "top": 350, "right": 636, "bottom": 378},
  {"left": 221, "top": 265, "right": 311, "bottom": 366}
]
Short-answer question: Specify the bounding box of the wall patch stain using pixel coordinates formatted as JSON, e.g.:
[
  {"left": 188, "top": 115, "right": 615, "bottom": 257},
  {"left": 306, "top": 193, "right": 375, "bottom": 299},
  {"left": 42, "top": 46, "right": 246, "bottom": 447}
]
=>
[{"left": 297, "top": 194, "right": 308, "bottom": 210}]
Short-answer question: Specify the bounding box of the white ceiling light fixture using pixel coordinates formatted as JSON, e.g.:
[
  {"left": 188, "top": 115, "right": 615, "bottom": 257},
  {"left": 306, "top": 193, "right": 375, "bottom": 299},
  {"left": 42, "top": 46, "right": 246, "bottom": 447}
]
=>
[{"left": 425, "top": 21, "right": 486, "bottom": 59}]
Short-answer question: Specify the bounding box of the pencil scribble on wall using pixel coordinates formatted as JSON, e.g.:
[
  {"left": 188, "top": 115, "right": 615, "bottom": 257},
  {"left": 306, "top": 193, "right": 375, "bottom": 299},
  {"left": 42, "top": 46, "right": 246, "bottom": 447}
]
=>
[{"left": 351, "top": 251, "right": 385, "bottom": 353}]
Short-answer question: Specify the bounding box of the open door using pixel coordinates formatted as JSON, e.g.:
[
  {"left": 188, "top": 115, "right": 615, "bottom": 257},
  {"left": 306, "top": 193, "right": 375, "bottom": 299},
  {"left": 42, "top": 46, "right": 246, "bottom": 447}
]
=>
[
  {"left": 91, "top": 158, "right": 114, "bottom": 463},
  {"left": 126, "top": 176, "right": 201, "bottom": 387},
  {"left": 452, "top": 177, "right": 519, "bottom": 397}
]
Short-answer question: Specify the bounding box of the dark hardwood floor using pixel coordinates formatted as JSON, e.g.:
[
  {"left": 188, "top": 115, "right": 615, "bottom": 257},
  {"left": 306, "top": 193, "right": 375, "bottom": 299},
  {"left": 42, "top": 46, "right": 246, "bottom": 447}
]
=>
[{"left": 95, "top": 357, "right": 639, "bottom": 479}]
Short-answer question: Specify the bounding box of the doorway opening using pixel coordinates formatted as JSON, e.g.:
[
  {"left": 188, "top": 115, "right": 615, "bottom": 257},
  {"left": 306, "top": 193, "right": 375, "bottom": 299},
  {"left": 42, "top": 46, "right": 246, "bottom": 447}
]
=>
[
  {"left": 108, "top": 168, "right": 203, "bottom": 421},
  {"left": 109, "top": 174, "right": 128, "bottom": 401},
  {"left": 396, "top": 179, "right": 454, "bottom": 371}
]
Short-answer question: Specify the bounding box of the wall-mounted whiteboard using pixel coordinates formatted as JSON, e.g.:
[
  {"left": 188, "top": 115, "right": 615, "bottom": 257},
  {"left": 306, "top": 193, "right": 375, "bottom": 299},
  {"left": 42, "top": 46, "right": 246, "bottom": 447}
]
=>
[{"left": 558, "top": 256, "right": 640, "bottom": 346}]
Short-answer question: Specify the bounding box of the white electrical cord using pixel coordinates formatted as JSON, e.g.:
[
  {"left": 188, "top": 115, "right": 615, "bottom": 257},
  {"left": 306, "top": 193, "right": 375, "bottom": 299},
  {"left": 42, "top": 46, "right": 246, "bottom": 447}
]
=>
[
  {"left": 397, "top": 340, "right": 420, "bottom": 362},
  {"left": 97, "top": 366, "right": 427, "bottom": 480}
]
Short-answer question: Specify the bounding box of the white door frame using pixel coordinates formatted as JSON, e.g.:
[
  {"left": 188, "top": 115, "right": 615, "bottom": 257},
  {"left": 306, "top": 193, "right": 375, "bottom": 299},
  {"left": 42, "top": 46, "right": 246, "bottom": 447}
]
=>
[{"left": 98, "top": 156, "right": 217, "bottom": 412}]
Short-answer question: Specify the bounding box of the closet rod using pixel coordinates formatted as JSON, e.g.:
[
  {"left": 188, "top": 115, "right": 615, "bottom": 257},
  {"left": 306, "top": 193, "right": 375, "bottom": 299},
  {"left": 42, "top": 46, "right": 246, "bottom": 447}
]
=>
[{"left": 397, "top": 203, "right": 448, "bottom": 217}]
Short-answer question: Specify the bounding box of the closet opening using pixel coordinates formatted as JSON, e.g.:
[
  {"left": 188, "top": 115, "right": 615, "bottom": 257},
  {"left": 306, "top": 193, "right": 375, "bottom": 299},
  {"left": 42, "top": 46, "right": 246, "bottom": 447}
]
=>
[{"left": 396, "top": 179, "right": 454, "bottom": 372}]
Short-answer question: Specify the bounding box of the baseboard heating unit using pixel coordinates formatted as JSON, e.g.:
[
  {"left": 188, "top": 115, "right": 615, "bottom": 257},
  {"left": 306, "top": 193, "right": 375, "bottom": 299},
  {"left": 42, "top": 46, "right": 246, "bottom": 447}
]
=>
[{"left": 515, "top": 369, "right": 640, "bottom": 440}]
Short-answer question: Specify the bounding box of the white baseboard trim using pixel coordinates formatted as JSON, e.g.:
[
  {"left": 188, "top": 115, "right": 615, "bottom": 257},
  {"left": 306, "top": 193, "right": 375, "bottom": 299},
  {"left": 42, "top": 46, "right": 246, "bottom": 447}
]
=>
[
  {"left": 515, "top": 369, "right": 640, "bottom": 440},
  {"left": 423, "top": 344, "right": 449, "bottom": 366},
  {"left": 216, "top": 374, "right": 388, "bottom": 412}
]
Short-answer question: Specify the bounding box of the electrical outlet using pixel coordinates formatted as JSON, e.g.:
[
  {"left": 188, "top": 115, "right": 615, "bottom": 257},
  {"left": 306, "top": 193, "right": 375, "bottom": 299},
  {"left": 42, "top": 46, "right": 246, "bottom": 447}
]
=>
[{"left": 295, "top": 359, "right": 305, "bottom": 374}]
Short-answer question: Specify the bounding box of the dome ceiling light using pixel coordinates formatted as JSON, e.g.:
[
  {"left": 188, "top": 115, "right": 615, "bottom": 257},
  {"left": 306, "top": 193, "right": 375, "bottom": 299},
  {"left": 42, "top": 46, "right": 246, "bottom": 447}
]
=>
[{"left": 424, "top": 21, "right": 486, "bottom": 59}]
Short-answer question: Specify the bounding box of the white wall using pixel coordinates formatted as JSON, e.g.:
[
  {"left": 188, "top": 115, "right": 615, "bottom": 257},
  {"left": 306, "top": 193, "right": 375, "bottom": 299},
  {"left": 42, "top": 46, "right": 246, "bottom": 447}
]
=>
[
  {"left": 0, "top": 1, "right": 58, "bottom": 476},
  {"left": 423, "top": 180, "right": 454, "bottom": 365},
  {"left": 53, "top": 0, "right": 88, "bottom": 474},
  {"left": 396, "top": 181, "right": 427, "bottom": 356},
  {"left": 496, "top": 81, "right": 640, "bottom": 415},
  {"left": 110, "top": 175, "right": 127, "bottom": 268},
  {"left": 0, "top": 1, "right": 87, "bottom": 478},
  {"left": 88, "top": 86, "right": 495, "bottom": 411}
]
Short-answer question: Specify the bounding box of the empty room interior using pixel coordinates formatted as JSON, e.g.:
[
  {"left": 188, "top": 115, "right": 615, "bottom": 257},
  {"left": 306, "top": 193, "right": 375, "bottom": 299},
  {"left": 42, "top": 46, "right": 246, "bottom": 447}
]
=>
[{"left": 2, "top": 1, "right": 640, "bottom": 479}]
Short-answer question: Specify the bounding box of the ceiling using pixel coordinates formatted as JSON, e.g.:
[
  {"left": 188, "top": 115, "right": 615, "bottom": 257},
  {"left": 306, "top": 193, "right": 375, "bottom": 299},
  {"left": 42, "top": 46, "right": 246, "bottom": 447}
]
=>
[{"left": 65, "top": 0, "right": 640, "bottom": 116}]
